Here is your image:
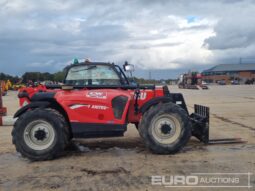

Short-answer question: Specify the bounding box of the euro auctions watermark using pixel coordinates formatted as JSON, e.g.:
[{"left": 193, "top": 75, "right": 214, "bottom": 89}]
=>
[{"left": 151, "top": 173, "right": 253, "bottom": 188}]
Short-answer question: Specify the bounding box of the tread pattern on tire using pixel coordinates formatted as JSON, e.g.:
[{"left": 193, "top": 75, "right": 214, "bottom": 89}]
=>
[
  {"left": 138, "top": 102, "right": 191, "bottom": 154},
  {"left": 12, "top": 108, "right": 69, "bottom": 161}
]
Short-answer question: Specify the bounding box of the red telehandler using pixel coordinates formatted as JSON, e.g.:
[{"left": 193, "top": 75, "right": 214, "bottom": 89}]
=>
[{"left": 12, "top": 61, "right": 222, "bottom": 160}]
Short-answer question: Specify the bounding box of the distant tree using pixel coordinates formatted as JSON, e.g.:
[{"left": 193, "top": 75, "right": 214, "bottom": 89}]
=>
[
  {"left": 53, "top": 71, "right": 65, "bottom": 82},
  {"left": 22, "top": 72, "right": 38, "bottom": 83},
  {"left": 21, "top": 72, "right": 55, "bottom": 83},
  {"left": 0, "top": 73, "right": 21, "bottom": 83}
]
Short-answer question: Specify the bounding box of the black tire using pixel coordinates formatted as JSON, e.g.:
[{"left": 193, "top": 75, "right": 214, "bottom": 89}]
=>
[
  {"left": 139, "top": 102, "right": 191, "bottom": 154},
  {"left": 12, "top": 108, "right": 69, "bottom": 161}
]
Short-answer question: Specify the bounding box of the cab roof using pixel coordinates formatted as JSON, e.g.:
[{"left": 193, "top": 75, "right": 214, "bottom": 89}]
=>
[{"left": 64, "top": 61, "right": 116, "bottom": 71}]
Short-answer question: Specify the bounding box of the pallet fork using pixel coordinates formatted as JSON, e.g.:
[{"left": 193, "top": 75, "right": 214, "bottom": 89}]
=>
[{"left": 190, "top": 105, "right": 245, "bottom": 145}]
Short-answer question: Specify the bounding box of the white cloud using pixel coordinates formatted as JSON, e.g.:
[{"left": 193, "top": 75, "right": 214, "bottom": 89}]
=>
[
  {"left": 0, "top": 0, "right": 254, "bottom": 76},
  {"left": 111, "top": 15, "right": 216, "bottom": 69}
]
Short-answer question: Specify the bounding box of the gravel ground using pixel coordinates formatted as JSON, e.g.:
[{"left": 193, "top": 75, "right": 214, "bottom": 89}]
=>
[{"left": 0, "top": 85, "right": 254, "bottom": 191}]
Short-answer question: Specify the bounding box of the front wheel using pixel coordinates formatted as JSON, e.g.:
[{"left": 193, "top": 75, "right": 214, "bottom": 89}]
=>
[
  {"left": 12, "top": 108, "right": 69, "bottom": 161},
  {"left": 139, "top": 102, "right": 191, "bottom": 154}
]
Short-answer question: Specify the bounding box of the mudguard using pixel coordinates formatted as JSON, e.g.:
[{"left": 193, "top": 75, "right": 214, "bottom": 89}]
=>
[
  {"left": 31, "top": 92, "right": 56, "bottom": 102},
  {"left": 139, "top": 96, "right": 173, "bottom": 114},
  {"left": 14, "top": 101, "right": 50, "bottom": 118}
]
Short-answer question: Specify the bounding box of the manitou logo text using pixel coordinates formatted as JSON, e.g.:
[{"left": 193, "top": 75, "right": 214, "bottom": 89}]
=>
[{"left": 69, "top": 104, "right": 108, "bottom": 110}]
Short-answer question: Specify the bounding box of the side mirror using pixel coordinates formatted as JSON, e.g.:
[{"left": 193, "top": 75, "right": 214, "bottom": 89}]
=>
[{"left": 123, "top": 62, "right": 135, "bottom": 72}]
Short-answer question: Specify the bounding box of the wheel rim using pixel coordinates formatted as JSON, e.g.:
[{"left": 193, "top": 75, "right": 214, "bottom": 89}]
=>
[
  {"left": 23, "top": 120, "right": 55, "bottom": 150},
  {"left": 151, "top": 114, "right": 182, "bottom": 145}
]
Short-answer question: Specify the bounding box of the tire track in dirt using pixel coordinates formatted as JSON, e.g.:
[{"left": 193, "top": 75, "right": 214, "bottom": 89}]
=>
[
  {"left": 80, "top": 167, "right": 130, "bottom": 175},
  {"left": 1, "top": 169, "right": 149, "bottom": 191},
  {"left": 212, "top": 114, "right": 255, "bottom": 131},
  {"left": 243, "top": 96, "right": 255, "bottom": 100}
]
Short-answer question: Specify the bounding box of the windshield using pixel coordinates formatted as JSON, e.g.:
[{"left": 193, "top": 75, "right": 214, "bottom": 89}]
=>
[{"left": 65, "top": 65, "right": 121, "bottom": 86}]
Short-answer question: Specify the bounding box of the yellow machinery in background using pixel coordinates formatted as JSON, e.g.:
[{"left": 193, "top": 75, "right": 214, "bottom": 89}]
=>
[
  {"left": 0, "top": 80, "right": 16, "bottom": 95},
  {"left": 0, "top": 81, "right": 7, "bottom": 96},
  {"left": 5, "top": 80, "right": 12, "bottom": 91},
  {"left": 12, "top": 80, "right": 26, "bottom": 90}
]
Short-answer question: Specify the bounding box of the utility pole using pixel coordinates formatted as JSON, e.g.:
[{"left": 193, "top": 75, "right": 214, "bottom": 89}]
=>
[{"left": 149, "top": 71, "right": 151, "bottom": 80}]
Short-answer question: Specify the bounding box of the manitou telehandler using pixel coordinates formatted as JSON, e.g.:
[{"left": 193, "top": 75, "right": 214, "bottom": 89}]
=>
[{"left": 13, "top": 61, "right": 210, "bottom": 160}]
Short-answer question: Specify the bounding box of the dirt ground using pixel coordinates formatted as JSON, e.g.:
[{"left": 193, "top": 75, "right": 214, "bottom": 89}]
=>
[{"left": 0, "top": 85, "right": 254, "bottom": 191}]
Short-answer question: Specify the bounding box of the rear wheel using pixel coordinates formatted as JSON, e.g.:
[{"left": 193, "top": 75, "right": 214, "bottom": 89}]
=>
[
  {"left": 12, "top": 108, "right": 69, "bottom": 161},
  {"left": 139, "top": 102, "right": 191, "bottom": 154}
]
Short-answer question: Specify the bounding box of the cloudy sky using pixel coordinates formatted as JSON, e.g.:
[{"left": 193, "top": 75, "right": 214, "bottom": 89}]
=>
[{"left": 0, "top": 0, "right": 255, "bottom": 78}]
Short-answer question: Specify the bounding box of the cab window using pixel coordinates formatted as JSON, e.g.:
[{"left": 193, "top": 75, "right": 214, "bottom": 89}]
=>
[{"left": 65, "top": 65, "right": 121, "bottom": 86}]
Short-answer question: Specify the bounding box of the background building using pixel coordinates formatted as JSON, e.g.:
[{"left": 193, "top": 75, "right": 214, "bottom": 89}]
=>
[{"left": 202, "top": 63, "right": 255, "bottom": 84}]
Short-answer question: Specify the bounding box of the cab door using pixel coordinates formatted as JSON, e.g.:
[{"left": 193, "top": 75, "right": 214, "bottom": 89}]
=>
[{"left": 56, "top": 63, "right": 133, "bottom": 137}]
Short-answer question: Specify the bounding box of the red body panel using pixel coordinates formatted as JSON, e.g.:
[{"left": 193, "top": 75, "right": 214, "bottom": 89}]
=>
[
  {"left": 18, "top": 85, "right": 166, "bottom": 124},
  {"left": 55, "top": 89, "right": 131, "bottom": 124},
  {"left": 126, "top": 87, "right": 164, "bottom": 122}
]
